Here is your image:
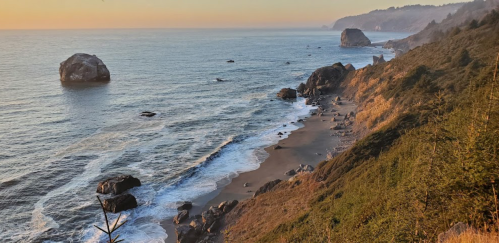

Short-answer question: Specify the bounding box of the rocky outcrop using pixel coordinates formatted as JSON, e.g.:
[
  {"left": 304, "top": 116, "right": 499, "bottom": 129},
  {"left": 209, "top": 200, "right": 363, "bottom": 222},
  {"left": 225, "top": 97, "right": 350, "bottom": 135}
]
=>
[
  {"left": 175, "top": 225, "right": 198, "bottom": 243},
  {"left": 299, "top": 63, "right": 350, "bottom": 98},
  {"left": 174, "top": 210, "right": 190, "bottom": 224},
  {"left": 253, "top": 179, "right": 282, "bottom": 198},
  {"left": 345, "top": 63, "right": 356, "bottom": 71},
  {"left": 59, "top": 53, "right": 110, "bottom": 82},
  {"left": 277, "top": 88, "right": 297, "bottom": 99},
  {"left": 341, "top": 29, "right": 371, "bottom": 47},
  {"left": 102, "top": 194, "right": 138, "bottom": 213},
  {"left": 96, "top": 175, "right": 141, "bottom": 195},
  {"left": 373, "top": 54, "right": 386, "bottom": 65}
]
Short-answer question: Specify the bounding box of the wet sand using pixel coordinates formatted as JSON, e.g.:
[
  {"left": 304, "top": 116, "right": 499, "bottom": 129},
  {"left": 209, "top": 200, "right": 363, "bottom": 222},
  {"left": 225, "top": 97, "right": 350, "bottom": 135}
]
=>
[{"left": 162, "top": 94, "right": 357, "bottom": 242}]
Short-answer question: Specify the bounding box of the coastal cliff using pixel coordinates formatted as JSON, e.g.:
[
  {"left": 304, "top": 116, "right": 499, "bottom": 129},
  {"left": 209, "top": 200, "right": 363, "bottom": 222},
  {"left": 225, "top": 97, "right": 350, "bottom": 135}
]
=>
[
  {"left": 218, "top": 7, "right": 499, "bottom": 243},
  {"left": 332, "top": 3, "right": 465, "bottom": 32}
]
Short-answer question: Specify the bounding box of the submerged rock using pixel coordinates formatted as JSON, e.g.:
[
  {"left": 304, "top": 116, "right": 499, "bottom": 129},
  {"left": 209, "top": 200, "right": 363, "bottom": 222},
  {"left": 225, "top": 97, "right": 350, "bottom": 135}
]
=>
[
  {"left": 102, "top": 194, "right": 138, "bottom": 213},
  {"left": 97, "top": 175, "right": 141, "bottom": 195},
  {"left": 59, "top": 53, "right": 110, "bottom": 82},
  {"left": 341, "top": 29, "right": 371, "bottom": 47}
]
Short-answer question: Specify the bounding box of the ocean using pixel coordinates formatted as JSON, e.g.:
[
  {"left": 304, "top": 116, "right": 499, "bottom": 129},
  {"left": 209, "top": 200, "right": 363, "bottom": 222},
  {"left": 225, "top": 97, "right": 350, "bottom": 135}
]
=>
[{"left": 0, "top": 28, "right": 410, "bottom": 242}]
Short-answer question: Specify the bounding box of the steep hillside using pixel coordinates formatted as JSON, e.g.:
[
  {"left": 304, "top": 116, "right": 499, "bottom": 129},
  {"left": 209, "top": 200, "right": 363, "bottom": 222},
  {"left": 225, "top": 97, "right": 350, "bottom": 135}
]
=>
[
  {"left": 332, "top": 3, "right": 464, "bottom": 32},
  {"left": 385, "top": 0, "right": 499, "bottom": 53},
  {"left": 222, "top": 9, "right": 499, "bottom": 243}
]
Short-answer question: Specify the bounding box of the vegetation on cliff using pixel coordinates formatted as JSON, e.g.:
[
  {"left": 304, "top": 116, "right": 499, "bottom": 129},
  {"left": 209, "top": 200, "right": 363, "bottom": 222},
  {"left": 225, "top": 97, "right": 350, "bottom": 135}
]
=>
[{"left": 223, "top": 7, "right": 499, "bottom": 243}]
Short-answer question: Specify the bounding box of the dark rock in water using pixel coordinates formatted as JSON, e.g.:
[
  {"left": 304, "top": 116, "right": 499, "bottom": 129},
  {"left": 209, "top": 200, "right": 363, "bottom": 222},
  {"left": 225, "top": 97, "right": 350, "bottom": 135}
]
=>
[
  {"left": 227, "top": 60, "right": 235, "bottom": 63},
  {"left": 175, "top": 225, "right": 198, "bottom": 243},
  {"left": 103, "top": 194, "right": 138, "bottom": 213},
  {"left": 141, "top": 111, "right": 156, "bottom": 117},
  {"left": 174, "top": 210, "right": 189, "bottom": 224},
  {"left": 285, "top": 169, "right": 296, "bottom": 176},
  {"left": 341, "top": 29, "right": 371, "bottom": 47},
  {"left": 437, "top": 222, "right": 472, "bottom": 243},
  {"left": 296, "top": 83, "right": 306, "bottom": 94},
  {"left": 286, "top": 62, "right": 291, "bottom": 65},
  {"left": 274, "top": 145, "right": 282, "bottom": 150},
  {"left": 97, "top": 175, "right": 141, "bottom": 195},
  {"left": 373, "top": 54, "right": 386, "bottom": 65},
  {"left": 177, "top": 201, "right": 193, "bottom": 211},
  {"left": 345, "top": 63, "right": 356, "bottom": 71},
  {"left": 59, "top": 53, "right": 110, "bottom": 82},
  {"left": 253, "top": 179, "right": 282, "bottom": 198},
  {"left": 216, "top": 78, "right": 224, "bottom": 82},
  {"left": 277, "top": 88, "right": 297, "bottom": 99},
  {"left": 277, "top": 132, "right": 284, "bottom": 136}
]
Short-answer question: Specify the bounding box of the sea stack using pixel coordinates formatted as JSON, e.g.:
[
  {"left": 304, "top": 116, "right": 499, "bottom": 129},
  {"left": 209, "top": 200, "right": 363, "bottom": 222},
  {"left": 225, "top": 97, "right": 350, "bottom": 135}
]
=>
[
  {"left": 59, "top": 53, "right": 110, "bottom": 82},
  {"left": 340, "top": 28, "right": 371, "bottom": 47}
]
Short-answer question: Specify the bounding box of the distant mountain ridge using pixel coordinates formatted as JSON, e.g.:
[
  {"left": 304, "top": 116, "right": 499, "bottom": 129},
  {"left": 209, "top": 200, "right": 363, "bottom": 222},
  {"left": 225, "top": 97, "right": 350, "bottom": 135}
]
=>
[{"left": 332, "top": 3, "right": 466, "bottom": 32}]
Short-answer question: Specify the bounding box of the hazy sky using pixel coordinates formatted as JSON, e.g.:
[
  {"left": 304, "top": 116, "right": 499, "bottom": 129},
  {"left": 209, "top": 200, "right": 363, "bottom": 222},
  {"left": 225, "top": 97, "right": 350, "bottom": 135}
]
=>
[{"left": 0, "top": 0, "right": 466, "bottom": 29}]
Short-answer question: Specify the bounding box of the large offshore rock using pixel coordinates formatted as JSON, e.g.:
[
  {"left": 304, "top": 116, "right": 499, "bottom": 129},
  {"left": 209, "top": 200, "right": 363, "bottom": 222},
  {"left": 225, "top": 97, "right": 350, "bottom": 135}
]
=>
[
  {"left": 59, "top": 53, "right": 110, "bottom": 82},
  {"left": 96, "top": 175, "right": 141, "bottom": 195},
  {"left": 340, "top": 29, "right": 371, "bottom": 47}
]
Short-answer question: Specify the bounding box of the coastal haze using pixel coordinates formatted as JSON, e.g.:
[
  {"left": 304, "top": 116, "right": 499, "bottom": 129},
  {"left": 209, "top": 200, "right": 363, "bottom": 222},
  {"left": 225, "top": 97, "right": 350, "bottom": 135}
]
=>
[{"left": 0, "top": 29, "right": 409, "bottom": 242}]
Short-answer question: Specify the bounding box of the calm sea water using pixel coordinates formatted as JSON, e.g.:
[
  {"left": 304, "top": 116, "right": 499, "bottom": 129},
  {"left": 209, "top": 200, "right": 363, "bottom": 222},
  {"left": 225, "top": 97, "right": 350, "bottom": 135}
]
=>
[{"left": 0, "top": 29, "right": 410, "bottom": 242}]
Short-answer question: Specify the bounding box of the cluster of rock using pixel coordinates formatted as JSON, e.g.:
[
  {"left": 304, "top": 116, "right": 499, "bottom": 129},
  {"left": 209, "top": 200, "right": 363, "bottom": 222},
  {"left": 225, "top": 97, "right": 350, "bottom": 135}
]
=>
[
  {"left": 96, "top": 175, "right": 141, "bottom": 213},
  {"left": 175, "top": 200, "right": 238, "bottom": 243},
  {"left": 284, "top": 164, "right": 314, "bottom": 177},
  {"left": 330, "top": 110, "right": 356, "bottom": 131},
  {"left": 373, "top": 54, "right": 386, "bottom": 65},
  {"left": 340, "top": 29, "right": 371, "bottom": 47},
  {"left": 59, "top": 53, "right": 110, "bottom": 82},
  {"left": 296, "top": 62, "right": 351, "bottom": 103}
]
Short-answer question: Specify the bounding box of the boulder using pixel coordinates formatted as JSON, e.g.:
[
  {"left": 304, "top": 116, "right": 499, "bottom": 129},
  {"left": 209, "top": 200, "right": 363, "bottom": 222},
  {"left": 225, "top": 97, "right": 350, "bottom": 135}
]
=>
[
  {"left": 175, "top": 225, "right": 198, "bottom": 243},
  {"left": 437, "top": 222, "right": 472, "bottom": 243},
  {"left": 97, "top": 175, "right": 141, "bottom": 195},
  {"left": 177, "top": 201, "right": 193, "bottom": 211},
  {"left": 345, "top": 63, "right": 356, "bottom": 71},
  {"left": 277, "top": 132, "right": 283, "bottom": 136},
  {"left": 189, "top": 219, "right": 203, "bottom": 233},
  {"left": 102, "top": 194, "right": 138, "bottom": 213},
  {"left": 201, "top": 210, "right": 216, "bottom": 226},
  {"left": 274, "top": 145, "right": 282, "bottom": 150},
  {"left": 174, "top": 210, "right": 189, "bottom": 224},
  {"left": 373, "top": 54, "right": 386, "bottom": 65},
  {"left": 227, "top": 60, "right": 235, "bottom": 63},
  {"left": 335, "top": 96, "right": 341, "bottom": 101},
  {"left": 285, "top": 169, "right": 296, "bottom": 176},
  {"left": 253, "top": 179, "right": 282, "bottom": 198},
  {"left": 340, "top": 29, "right": 371, "bottom": 47},
  {"left": 59, "top": 53, "right": 110, "bottom": 82},
  {"left": 331, "top": 124, "right": 342, "bottom": 130},
  {"left": 277, "top": 88, "right": 297, "bottom": 99}
]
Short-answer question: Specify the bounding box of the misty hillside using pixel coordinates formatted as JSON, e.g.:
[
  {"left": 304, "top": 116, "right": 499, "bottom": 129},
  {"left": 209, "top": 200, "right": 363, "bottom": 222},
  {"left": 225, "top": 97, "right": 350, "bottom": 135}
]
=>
[
  {"left": 332, "top": 3, "right": 465, "bottom": 32},
  {"left": 385, "top": 0, "right": 499, "bottom": 52}
]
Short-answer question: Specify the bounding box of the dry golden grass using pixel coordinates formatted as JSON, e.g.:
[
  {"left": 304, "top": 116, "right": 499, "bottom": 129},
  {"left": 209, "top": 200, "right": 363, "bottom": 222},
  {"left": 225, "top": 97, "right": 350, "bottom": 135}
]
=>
[
  {"left": 222, "top": 175, "right": 320, "bottom": 243},
  {"left": 443, "top": 229, "right": 499, "bottom": 243},
  {"left": 356, "top": 95, "right": 394, "bottom": 129}
]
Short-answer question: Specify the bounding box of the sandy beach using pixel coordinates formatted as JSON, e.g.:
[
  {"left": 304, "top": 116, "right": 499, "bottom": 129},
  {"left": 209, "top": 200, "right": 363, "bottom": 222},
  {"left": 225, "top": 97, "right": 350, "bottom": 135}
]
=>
[{"left": 162, "top": 94, "right": 357, "bottom": 242}]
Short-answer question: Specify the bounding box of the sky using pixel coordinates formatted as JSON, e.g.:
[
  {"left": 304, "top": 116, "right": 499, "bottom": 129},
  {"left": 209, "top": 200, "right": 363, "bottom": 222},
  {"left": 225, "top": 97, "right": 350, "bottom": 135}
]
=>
[{"left": 0, "top": 0, "right": 466, "bottom": 29}]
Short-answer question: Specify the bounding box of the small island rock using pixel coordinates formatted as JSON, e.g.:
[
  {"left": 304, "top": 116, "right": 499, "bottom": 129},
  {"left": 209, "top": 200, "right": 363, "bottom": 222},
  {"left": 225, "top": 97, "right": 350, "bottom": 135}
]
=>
[
  {"left": 277, "top": 88, "right": 297, "bottom": 99},
  {"left": 59, "top": 53, "right": 110, "bottom": 82},
  {"left": 102, "top": 194, "right": 138, "bottom": 213},
  {"left": 341, "top": 29, "right": 371, "bottom": 47},
  {"left": 97, "top": 175, "right": 141, "bottom": 195}
]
